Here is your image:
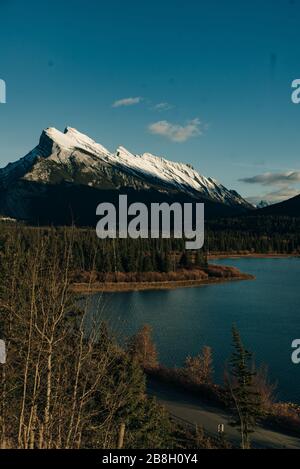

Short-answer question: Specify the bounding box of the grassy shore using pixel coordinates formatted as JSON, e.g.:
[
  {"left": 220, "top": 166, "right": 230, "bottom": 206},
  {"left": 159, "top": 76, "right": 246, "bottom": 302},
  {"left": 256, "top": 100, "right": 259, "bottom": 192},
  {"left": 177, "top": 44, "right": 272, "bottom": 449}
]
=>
[{"left": 71, "top": 265, "right": 254, "bottom": 293}]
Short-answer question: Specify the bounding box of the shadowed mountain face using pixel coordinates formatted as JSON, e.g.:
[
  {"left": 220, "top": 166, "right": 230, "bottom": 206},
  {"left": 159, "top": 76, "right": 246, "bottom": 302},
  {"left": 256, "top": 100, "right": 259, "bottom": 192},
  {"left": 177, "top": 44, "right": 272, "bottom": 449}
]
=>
[
  {"left": 0, "top": 127, "right": 253, "bottom": 225},
  {"left": 256, "top": 194, "right": 300, "bottom": 217}
]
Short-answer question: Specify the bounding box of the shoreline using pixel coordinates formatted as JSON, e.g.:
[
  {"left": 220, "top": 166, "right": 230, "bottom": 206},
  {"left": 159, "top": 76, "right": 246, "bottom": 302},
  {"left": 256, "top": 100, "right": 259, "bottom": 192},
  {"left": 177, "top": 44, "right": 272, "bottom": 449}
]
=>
[
  {"left": 208, "top": 252, "right": 300, "bottom": 260},
  {"left": 70, "top": 254, "right": 300, "bottom": 294},
  {"left": 72, "top": 273, "right": 254, "bottom": 293}
]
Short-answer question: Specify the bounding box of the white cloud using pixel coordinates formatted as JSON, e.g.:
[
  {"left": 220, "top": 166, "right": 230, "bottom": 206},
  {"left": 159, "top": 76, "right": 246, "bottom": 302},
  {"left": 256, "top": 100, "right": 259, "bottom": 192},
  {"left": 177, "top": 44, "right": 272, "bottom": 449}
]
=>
[
  {"left": 148, "top": 118, "right": 203, "bottom": 142},
  {"left": 153, "top": 102, "right": 173, "bottom": 112},
  {"left": 247, "top": 186, "right": 300, "bottom": 205},
  {"left": 241, "top": 170, "right": 300, "bottom": 204},
  {"left": 240, "top": 171, "right": 300, "bottom": 185},
  {"left": 112, "top": 97, "right": 142, "bottom": 108}
]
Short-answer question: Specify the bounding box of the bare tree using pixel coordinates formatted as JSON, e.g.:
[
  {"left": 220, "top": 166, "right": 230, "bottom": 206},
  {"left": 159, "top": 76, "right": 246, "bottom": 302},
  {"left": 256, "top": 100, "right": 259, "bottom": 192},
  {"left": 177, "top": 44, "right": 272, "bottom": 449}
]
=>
[
  {"left": 0, "top": 228, "right": 125, "bottom": 448},
  {"left": 184, "top": 346, "right": 214, "bottom": 385},
  {"left": 127, "top": 325, "right": 159, "bottom": 370}
]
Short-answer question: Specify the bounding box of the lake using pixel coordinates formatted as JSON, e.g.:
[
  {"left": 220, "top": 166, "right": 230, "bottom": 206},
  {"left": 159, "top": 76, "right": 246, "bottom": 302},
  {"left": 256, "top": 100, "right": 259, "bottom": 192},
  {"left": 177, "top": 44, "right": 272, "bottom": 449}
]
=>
[{"left": 85, "top": 258, "right": 300, "bottom": 403}]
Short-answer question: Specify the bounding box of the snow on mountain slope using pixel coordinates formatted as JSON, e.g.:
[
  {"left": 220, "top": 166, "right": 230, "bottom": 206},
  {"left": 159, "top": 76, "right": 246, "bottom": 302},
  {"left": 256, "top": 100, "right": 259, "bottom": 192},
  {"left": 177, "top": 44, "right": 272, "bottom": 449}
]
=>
[
  {"left": 46, "top": 127, "right": 110, "bottom": 156},
  {"left": 0, "top": 127, "right": 252, "bottom": 209},
  {"left": 110, "top": 146, "right": 248, "bottom": 207}
]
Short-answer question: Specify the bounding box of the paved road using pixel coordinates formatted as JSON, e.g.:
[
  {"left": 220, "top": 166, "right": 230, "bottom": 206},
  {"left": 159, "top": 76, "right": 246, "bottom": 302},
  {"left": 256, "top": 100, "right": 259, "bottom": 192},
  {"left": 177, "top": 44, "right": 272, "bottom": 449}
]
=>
[{"left": 147, "top": 379, "right": 300, "bottom": 449}]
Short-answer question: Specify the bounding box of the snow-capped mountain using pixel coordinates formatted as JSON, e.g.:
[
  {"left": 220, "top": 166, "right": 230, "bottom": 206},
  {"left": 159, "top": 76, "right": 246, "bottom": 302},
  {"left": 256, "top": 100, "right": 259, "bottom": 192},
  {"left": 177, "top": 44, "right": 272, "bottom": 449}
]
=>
[
  {"left": 0, "top": 127, "right": 253, "bottom": 224},
  {"left": 256, "top": 200, "right": 270, "bottom": 209}
]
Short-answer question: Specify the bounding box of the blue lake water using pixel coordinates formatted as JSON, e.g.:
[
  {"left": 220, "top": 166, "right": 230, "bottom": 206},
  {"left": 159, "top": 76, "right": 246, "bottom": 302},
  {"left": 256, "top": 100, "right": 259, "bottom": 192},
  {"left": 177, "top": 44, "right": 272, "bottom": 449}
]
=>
[{"left": 85, "top": 258, "right": 300, "bottom": 403}]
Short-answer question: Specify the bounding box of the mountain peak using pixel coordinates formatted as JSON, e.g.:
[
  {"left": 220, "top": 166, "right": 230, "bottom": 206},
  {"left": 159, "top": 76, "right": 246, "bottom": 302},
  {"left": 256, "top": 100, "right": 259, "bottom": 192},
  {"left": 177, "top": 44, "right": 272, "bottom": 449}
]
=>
[
  {"left": 43, "top": 127, "right": 73, "bottom": 150},
  {"left": 41, "top": 126, "right": 110, "bottom": 156},
  {"left": 0, "top": 126, "right": 253, "bottom": 219}
]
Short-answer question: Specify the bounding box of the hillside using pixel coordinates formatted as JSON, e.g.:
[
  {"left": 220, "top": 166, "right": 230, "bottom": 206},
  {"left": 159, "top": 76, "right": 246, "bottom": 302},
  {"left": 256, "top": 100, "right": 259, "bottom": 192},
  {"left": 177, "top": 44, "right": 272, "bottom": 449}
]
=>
[{"left": 256, "top": 194, "right": 300, "bottom": 217}]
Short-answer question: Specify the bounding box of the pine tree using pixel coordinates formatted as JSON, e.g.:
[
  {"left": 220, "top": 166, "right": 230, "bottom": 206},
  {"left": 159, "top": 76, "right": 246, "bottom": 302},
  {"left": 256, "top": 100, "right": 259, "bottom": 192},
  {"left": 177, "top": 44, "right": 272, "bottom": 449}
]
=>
[
  {"left": 227, "top": 326, "right": 263, "bottom": 449},
  {"left": 94, "top": 352, "right": 171, "bottom": 449},
  {"left": 142, "top": 255, "right": 153, "bottom": 272},
  {"left": 179, "top": 251, "right": 191, "bottom": 269},
  {"left": 195, "top": 250, "right": 205, "bottom": 267}
]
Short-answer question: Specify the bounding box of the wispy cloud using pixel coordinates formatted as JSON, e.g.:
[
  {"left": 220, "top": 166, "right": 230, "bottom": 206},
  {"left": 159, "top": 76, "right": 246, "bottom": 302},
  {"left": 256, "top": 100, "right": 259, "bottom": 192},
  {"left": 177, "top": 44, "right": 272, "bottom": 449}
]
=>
[
  {"left": 152, "top": 102, "right": 173, "bottom": 112},
  {"left": 112, "top": 97, "right": 142, "bottom": 108},
  {"left": 247, "top": 186, "right": 300, "bottom": 205},
  {"left": 240, "top": 171, "right": 300, "bottom": 185},
  {"left": 148, "top": 118, "right": 203, "bottom": 142}
]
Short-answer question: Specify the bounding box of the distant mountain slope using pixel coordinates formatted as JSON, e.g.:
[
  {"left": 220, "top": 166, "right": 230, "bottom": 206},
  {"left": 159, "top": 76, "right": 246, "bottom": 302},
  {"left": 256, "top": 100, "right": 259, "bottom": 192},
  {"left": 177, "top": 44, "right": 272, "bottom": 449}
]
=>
[
  {"left": 256, "top": 194, "right": 300, "bottom": 217},
  {"left": 256, "top": 200, "right": 270, "bottom": 209},
  {"left": 0, "top": 127, "right": 253, "bottom": 225}
]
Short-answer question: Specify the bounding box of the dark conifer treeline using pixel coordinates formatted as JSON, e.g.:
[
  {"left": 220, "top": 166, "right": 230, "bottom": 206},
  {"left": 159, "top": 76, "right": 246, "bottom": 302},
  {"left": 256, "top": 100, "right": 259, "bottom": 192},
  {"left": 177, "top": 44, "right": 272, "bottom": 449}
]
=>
[
  {"left": 0, "top": 214, "right": 299, "bottom": 280},
  {"left": 0, "top": 223, "right": 207, "bottom": 274},
  {"left": 205, "top": 216, "right": 300, "bottom": 254}
]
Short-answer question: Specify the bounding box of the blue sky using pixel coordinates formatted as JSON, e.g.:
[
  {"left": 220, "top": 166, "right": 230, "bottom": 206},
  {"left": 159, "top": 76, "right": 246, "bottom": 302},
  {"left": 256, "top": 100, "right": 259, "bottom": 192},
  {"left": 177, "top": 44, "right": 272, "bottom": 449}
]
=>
[{"left": 1, "top": 0, "right": 300, "bottom": 204}]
